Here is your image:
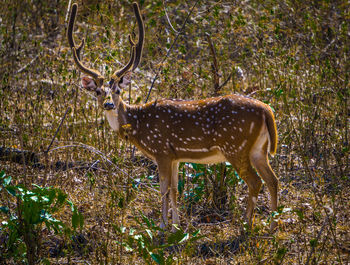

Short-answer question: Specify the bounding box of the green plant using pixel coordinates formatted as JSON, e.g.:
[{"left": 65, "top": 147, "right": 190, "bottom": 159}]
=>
[
  {"left": 0, "top": 171, "right": 83, "bottom": 265},
  {"left": 115, "top": 211, "right": 203, "bottom": 265},
  {"left": 180, "top": 162, "right": 241, "bottom": 211}
]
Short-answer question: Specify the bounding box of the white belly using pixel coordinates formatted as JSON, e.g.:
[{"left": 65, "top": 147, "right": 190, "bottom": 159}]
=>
[{"left": 177, "top": 147, "right": 226, "bottom": 164}]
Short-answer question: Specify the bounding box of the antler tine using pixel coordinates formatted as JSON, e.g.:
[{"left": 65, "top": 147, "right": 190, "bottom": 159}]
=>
[
  {"left": 113, "top": 45, "right": 136, "bottom": 79},
  {"left": 68, "top": 3, "right": 104, "bottom": 86},
  {"left": 131, "top": 2, "right": 144, "bottom": 71}
]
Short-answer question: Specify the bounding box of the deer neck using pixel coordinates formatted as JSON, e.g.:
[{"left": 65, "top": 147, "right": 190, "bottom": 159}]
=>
[{"left": 104, "top": 98, "right": 128, "bottom": 135}]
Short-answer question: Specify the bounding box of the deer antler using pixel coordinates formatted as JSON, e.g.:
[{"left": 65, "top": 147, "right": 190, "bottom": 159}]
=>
[
  {"left": 68, "top": 3, "right": 104, "bottom": 87},
  {"left": 131, "top": 2, "right": 144, "bottom": 71},
  {"left": 110, "top": 2, "right": 144, "bottom": 82}
]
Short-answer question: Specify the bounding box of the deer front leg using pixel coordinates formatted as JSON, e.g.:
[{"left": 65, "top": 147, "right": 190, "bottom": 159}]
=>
[
  {"left": 159, "top": 176, "right": 170, "bottom": 229},
  {"left": 156, "top": 158, "right": 172, "bottom": 230},
  {"left": 170, "top": 162, "right": 180, "bottom": 232}
]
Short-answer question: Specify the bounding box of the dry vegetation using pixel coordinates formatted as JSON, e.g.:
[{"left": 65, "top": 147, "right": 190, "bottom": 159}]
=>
[{"left": 0, "top": 0, "right": 349, "bottom": 264}]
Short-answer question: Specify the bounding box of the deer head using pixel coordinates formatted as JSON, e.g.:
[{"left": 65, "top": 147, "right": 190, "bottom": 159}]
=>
[{"left": 67, "top": 2, "right": 144, "bottom": 112}]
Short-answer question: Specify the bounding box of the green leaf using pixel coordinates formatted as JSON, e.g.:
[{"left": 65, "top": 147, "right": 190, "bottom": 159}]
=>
[
  {"left": 0, "top": 206, "right": 9, "bottom": 214},
  {"left": 145, "top": 229, "right": 153, "bottom": 240},
  {"left": 129, "top": 227, "right": 135, "bottom": 235},
  {"left": 179, "top": 233, "right": 189, "bottom": 244},
  {"left": 3, "top": 176, "right": 11, "bottom": 186},
  {"left": 5, "top": 186, "right": 17, "bottom": 196},
  {"left": 150, "top": 253, "right": 163, "bottom": 265},
  {"left": 310, "top": 238, "right": 318, "bottom": 247},
  {"left": 72, "top": 210, "right": 79, "bottom": 229}
]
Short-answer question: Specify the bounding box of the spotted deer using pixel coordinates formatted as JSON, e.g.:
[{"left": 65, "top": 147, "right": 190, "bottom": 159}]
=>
[{"left": 68, "top": 2, "right": 279, "bottom": 232}]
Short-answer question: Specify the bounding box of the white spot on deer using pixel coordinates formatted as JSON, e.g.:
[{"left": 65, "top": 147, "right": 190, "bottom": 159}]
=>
[
  {"left": 168, "top": 109, "right": 171, "bottom": 113},
  {"left": 146, "top": 123, "right": 149, "bottom": 128},
  {"left": 195, "top": 122, "right": 199, "bottom": 126},
  {"left": 181, "top": 128, "right": 184, "bottom": 131},
  {"left": 239, "top": 128, "right": 243, "bottom": 132},
  {"left": 147, "top": 136, "right": 150, "bottom": 140},
  {"left": 223, "top": 128, "right": 227, "bottom": 132},
  {"left": 166, "top": 125, "right": 170, "bottom": 128},
  {"left": 242, "top": 119, "right": 245, "bottom": 123},
  {"left": 231, "top": 136, "right": 235, "bottom": 140},
  {"left": 249, "top": 122, "right": 255, "bottom": 134},
  {"left": 156, "top": 115, "right": 159, "bottom": 118},
  {"left": 132, "top": 130, "right": 137, "bottom": 135},
  {"left": 148, "top": 113, "right": 151, "bottom": 117},
  {"left": 128, "top": 113, "right": 132, "bottom": 116},
  {"left": 133, "top": 115, "right": 137, "bottom": 119}
]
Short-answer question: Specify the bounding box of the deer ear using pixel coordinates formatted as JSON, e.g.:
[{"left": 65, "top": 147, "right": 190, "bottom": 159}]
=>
[
  {"left": 81, "top": 76, "right": 97, "bottom": 91},
  {"left": 118, "top": 72, "right": 132, "bottom": 89}
]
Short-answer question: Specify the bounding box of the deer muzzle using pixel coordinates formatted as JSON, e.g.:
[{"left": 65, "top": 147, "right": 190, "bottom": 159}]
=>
[{"left": 103, "top": 102, "right": 115, "bottom": 110}]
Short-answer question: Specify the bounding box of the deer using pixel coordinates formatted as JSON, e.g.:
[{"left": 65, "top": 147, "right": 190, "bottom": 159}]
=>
[{"left": 67, "top": 2, "right": 279, "bottom": 233}]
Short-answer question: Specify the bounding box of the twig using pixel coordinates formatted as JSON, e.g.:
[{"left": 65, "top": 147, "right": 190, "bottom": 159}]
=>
[
  {"left": 163, "top": 0, "right": 179, "bottom": 33},
  {"left": 65, "top": 0, "right": 72, "bottom": 23},
  {"left": 144, "top": 0, "right": 200, "bottom": 103},
  {"left": 15, "top": 53, "right": 41, "bottom": 74},
  {"left": 217, "top": 71, "right": 234, "bottom": 90},
  {"left": 206, "top": 33, "right": 220, "bottom": 94},
  {"left": 45, "top": 107, "right": 71, "bottom": 154}
]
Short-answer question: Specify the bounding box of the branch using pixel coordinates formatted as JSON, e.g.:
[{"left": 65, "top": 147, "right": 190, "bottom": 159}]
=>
[{"left": 206, "top": 33, "right": 220, "bottom": 94}]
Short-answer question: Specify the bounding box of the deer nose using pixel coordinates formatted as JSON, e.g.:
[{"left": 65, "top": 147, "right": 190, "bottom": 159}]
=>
[{"left": 104, "top": 102, "right": 115, "bottom": 110}]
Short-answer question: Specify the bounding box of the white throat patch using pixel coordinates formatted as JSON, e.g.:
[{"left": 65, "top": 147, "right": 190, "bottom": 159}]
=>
[{"left": 105, "top": 110, "right": 119, "bottom": 131}]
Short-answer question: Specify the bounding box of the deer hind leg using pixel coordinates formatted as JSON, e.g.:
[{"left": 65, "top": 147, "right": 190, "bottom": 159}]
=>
[
  {"left": 250, "top": 143, "right": 279, "bottom": 232},
  {"left": 170, "top": 161, "right": 180, "bottom": 232},
  {"left": 157, "top": 159, "right": 172, "bottom": 230},
  {"left": 230, "top": 159, "right": 262, "bottom": 228}
]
